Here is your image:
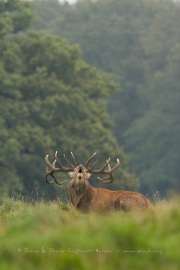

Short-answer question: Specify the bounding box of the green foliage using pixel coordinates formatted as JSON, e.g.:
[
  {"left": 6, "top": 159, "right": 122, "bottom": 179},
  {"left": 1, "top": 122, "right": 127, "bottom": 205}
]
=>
[
  {"left": 0, "top": 1, "right": 137, "bottom": 197},
  {"left": 0, "top": 0, "right": 34, "bottom": 36},
  {"left": 31, "top": 0, "right": 180, "bottom": 195},
  {"left": 124, "top": 59, "right": 180, "bottom": 193},
  {"left": 0, "top": 197, "right": 179, "bottom": 270},
  {"left": 32, "top": 0, "right": 153, "bottom": 133},
  {"left": 123, "top": 2, "right": 180, "bottom": 193}
]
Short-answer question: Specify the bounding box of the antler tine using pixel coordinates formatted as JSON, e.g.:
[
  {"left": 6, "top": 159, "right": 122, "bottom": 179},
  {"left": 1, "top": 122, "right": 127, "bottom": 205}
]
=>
[
  {"left": 85, "top": 152, "right": 97, "bottom": 168},
  {"left": 97, "top": 163, "right": 113, "bottom": 183},
  {"left": 87, "top": 158, "right": 110, "bottom": 174},
  {"left": 45, "top": 151, "right": 75, "bottom": 186},
  {"left": 105, "top": 159, "right": 120, "bottom": 174},
  {"left": 46, "top": 167, "right": 54, "bottom": 183},
  {"left": 55, "top": 151, "right": 74, "bottom": 172},
  {"left": 45, "top": 155, "right": 61, "bottom": 172},
  {"left": 89, "top": 160, "right": 97, "bottom": 170},
  {"left": 45, "top": 167, "right": 68, "bottom": 185},
  {"left": 63, "top": 154, "right": 74, "bottom": 168},
  {"left": 71, "top": 152, "right": 77, "bottom": 167},
  {"left": 87, "top": 157, "right": 120, "bottom": 183},
  {"left": 46, "top": 173, "right": 67, "bottom": 185}
]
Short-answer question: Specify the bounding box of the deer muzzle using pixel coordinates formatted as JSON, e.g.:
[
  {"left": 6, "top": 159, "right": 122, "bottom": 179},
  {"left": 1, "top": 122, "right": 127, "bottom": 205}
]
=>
[{"left": 77, "top": 164, "right": 84, "bottom": 179}]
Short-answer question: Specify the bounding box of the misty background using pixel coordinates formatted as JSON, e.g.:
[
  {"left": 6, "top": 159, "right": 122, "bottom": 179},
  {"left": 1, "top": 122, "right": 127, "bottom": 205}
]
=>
[{"left": 0, "top": 0, "right": 179, "bottom": 200}]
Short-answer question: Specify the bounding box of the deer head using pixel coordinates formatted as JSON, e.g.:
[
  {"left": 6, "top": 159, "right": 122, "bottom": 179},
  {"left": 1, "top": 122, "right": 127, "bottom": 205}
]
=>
[{"left": 45, "top": 151, "right": 120, "bottom": 186}]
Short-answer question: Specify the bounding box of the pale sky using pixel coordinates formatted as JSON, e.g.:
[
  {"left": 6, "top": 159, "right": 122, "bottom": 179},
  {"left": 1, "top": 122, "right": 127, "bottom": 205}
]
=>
[{"left": 59, "top": 0, "right": 77, "bottom": 3}]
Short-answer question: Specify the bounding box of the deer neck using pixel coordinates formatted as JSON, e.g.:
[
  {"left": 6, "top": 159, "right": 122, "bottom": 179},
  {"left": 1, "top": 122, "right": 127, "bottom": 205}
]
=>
[{"left": 69, "top": 180, "right": 95, "bottom": 212}]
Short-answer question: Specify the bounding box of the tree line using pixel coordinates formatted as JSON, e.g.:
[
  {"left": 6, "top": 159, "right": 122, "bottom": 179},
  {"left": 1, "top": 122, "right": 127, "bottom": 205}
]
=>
[
  {"left": 0, "top": 0, "right": 138, "bottom": 199},
  {"left": 31, "top": 0, "right": 180, "bottom": 195},
  {"left": 0, "top": 0, "right": 179, "bottom": 198}
]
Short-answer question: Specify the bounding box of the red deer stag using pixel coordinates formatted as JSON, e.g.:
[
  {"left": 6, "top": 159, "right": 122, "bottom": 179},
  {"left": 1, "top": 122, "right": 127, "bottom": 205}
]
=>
[{"left": 45, "top": 152, "right": 154, "bottom": 212}]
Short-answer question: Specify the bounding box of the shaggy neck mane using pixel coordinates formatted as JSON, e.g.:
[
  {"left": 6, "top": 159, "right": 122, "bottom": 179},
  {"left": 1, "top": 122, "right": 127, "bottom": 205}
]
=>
[{"left": 70, "top": 181, "right": 95, "bottom": 212}]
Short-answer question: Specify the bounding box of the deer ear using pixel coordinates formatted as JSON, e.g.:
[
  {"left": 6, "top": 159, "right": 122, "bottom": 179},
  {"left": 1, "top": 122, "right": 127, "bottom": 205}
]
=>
[
  {"left": 86, "top": 173, "right": 92, "bottom": 179},
  {"left": 68, "top": 172, "right": 74, "bottom": 178}
]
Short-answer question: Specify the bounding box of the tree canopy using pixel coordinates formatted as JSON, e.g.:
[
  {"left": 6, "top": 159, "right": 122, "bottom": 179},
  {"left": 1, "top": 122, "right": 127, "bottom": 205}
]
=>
[
  {"left": 0, "top": 0, "right": 138, "bottom": 198},
  {"left": 31, "top": 0, "right": 180, "bottom": 195}
]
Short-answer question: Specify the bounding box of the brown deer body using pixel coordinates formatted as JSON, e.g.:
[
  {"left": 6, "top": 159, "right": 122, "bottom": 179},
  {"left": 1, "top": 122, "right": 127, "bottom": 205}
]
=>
[{"left": 45, "top": 152, "right": 153, "bottom": 212}]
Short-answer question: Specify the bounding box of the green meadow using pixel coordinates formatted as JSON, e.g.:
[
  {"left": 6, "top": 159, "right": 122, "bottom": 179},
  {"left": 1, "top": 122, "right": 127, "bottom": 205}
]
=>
[{"left": 0, "top": 196, "right": 179, "bottom": 270}]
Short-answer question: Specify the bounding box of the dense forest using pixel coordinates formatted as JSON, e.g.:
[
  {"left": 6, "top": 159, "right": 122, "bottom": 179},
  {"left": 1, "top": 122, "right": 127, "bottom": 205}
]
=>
[
  {"left": 0, "top": 0, "right": 179, "bottom": 199},
  {"left": 0, "top": 0, "right": 137, "bottom": 199},
  {"left": 32, "top": 0, "right": 180, "bottom": 196}
]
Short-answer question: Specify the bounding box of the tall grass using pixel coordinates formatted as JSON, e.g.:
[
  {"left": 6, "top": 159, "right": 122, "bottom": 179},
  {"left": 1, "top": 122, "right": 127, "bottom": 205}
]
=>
[{"left": 0, "top": 196, "right": 179, "bottom": 270}]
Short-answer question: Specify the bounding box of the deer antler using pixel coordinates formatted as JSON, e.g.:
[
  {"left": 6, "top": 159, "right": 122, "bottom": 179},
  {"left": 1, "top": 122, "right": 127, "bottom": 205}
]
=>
[
  {"left": 45, "top": 151, "right": 76, "bottom": 185},
  {"left": 85, "top": 153, "right": 120, "bottom": 183}
]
